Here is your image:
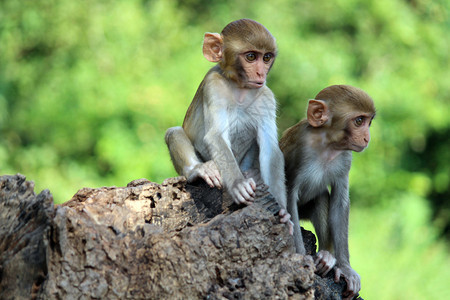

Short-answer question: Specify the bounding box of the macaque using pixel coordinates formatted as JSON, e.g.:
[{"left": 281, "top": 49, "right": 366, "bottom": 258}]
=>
[
  {"left": 165, "top": 19, "right": 291, "bottom": 227},
  {"left": 280, "top": 85, "right": 376, "bottom": 299}
]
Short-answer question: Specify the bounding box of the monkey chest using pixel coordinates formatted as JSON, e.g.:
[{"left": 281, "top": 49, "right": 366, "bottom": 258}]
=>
[
  {"left": 297, "top": 160, "right": 346, "bottom": 201},
  {"left": 229, "top": 122, "right": 257, "bottom": 156},
  {"left": 227, "top": 109, "right": 258, "bottom": 156}
]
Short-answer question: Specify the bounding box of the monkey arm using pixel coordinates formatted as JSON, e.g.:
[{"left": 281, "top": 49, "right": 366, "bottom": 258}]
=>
[
  {"left": 257, "top": 113, "right": 287, "bottom": 209},
  {"left": 204, "top": 128, "right": 243, "bottom": 184},
  {"left": 204, "top": 127, "right": 256, "bottom": 204},
  {"left": 202, "top": 94, "right": 242, "bottom": 182},
  {"left": 329, "top": 177, "right": 350, "bottom": 266},
  {"left": 202, "top": 91, "right": 256, "bottom": 204},
  {"left": 257, "top": 112, "right": 293, "bottom": 234},
  {"left": 289, "top": 192, "right": 306, "bottom": 254},
  {"left": 330, "top": 177, "right": 361, "bottom": 298}
]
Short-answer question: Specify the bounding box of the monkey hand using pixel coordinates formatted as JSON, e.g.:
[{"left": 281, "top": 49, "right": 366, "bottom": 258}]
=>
[
  {"left": 314, "top": 250, "right": 336, "bottom": 277},
  {"left": 278, "top": 209, "right": 293, "bottom": 235},
  {"left": 187, "top": 160, "right": 223, "bottom": 189},
  {"left": 334, "top": 265, "right": 361, "bottom": 300},
  {"left": 230, "top": 177, "right": 256, "bottom": 205}
]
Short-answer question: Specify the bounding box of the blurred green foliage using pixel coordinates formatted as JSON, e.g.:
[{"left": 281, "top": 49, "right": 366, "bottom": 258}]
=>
[{"left": 0, "top": 0, "right": 449, "bottom": 298}]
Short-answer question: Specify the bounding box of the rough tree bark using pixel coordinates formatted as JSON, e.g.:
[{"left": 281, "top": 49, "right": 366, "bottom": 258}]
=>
[{"left": 0, "top": 174, "right": 356, "bottom": 299}]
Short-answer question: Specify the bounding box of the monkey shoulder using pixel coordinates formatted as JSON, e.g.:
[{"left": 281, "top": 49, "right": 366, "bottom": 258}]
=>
[
  {"left": 202, "top": 70, "right": 234, "bottom": 104},
  {"left": 182, "top": 70, "right": 225, "bottom": 133},
  {"left": 280, "top": 123, "right": 308, "bottom": 175},
  {"left": 205, "top": 67, "right": 228, "bottom": 85},
  {"left": 280, "top": 121, "right": 309, "bottom": 151}
]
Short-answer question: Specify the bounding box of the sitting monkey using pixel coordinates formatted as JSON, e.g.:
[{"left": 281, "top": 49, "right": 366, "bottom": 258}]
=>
[{"left": 165, "top": 19, "right": 292, "bottom": 229}]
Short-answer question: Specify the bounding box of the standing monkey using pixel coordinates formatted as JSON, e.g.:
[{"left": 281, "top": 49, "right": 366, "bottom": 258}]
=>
[
  {"left": 165, "top": 19, "right": 291, "bottom": 226},
  {"left": 280, "top": 85, "right": 376, "bottom": 299}
]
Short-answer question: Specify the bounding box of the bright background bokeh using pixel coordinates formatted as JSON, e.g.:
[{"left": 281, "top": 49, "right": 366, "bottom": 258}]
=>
[{"left": 1, "top": 1, "right": 448, "bottom": 298}]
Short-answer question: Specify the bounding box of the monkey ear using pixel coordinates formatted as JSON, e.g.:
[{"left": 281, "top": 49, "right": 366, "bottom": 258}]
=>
[
  {"left": 203, "top": 33, "right": 223, "bottom": 63},
  {"left": 307, "top": 99, "right": 330, "bottom": 127}
]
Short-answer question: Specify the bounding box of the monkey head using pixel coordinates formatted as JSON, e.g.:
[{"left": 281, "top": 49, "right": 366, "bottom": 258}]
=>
[
  {"left": 202, "top": 19, "right": 277, "bottom": 89},
  {"left": 307, "top": 85, "right": 376, "bottom": 152}
]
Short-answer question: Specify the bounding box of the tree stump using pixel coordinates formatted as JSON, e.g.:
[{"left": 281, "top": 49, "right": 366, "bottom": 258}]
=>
[{"left": 0, "top": 174, "right": 352, "bottom": 299}]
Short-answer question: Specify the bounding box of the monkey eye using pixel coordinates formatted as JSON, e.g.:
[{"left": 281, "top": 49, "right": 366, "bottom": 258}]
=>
[
  {"left": 354, "top": 116, "right": 364, "bottom": 127},
  {"left": 263, "top": 53, "right": 274, "bottom": 62},
  {"left": 245, "top": 52, "right": 257, "bottom": 62}
]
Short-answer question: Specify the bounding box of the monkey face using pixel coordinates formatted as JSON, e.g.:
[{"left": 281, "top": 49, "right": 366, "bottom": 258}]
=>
[
  {"left": 237, "top": 51, "right": 275, "bottom": 89},
  {"left": 345, "top": 114, "right": 374, "bottom": 152}
]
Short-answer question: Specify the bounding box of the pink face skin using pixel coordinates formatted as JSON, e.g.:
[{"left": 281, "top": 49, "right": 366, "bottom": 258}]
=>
[
  {"left": 238, "top": 51, "right": 275, "bottom": 89},
  {"left": 346, "top": 114, "right": 375, "bottom": 152}
]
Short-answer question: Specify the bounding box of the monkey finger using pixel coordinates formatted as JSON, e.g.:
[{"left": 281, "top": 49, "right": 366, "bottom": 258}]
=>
[
  {"left": 287, "top": 220, "right": 294, "bottom": 235},
  {"left": 346, "top": 279, "right": 355, "bottom": 297},
  {"left": 280, "top": 213, "right": 291, "bottom": 224},
  {"left": 233, "top": 192, "right": 251, "bottom": 206},
  {"left": 245, "top": 188, "right": 256, "bottom": 200},
  {"left": 278, "top": 209, "right": 289, "bottom": 219},
  {"left": 214, "top": 178, "right": 223, "bottom": 189},
  {"left": 248, "top": 178, "right": 257, "bottom": 192},
  {"left": 238, "top": 184, "right": 251, "bottom": 199},
  {"left": 278, "top": 210, "right": 292, "bottom": 232},
  {"left": 315, "top": 262, "right": 324, "bottom": 274},
  {"left": 315, "top": 262, "right": 327, "bottom": 275},
  {"left": 314, "top": 252, "right": 323, "bottom": 265},
  {"left": 334, "top": 267, "right": 342, "bottom": 283},
  {"left": 314, "top": 252, "right": 327, "bottom": 267},
  {"left": 343, "top": 284, "right": 355, "bottom": 300},
  {"left": 318, "top": 252, "right": 336, "bottom": 276},
  {"left": 314, "top": 255, "right": 325, "bottom": 269},
  {"left": 202, "top": 176, "right": 216, "bottom": 188},
  {"left": 209, "top": 173, "right": 222, "bottom": 189},
  {"left": 237, "top": 185, "right": 255, "bottom": 204},
  {"left": 321, "top": 265, "right": 333, "bottom": 276},
  {"left": 242, "top": 182, "right": 256, "bottom": 199},
  {"left": 202, "top": 168, "right": 221, "bottom": 189},
  {"left": 216, "top": 174, "right": 223, "bottom": 188},
  {"left": 209, "top": 169, "right": 223, "bottom": 188},
  {"left": 315, "top": 265, "right": 324, "bottom": 275}
]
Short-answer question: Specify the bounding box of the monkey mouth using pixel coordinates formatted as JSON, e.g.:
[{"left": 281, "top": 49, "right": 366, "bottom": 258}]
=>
[
  {"left": 247, "top": 81, "right": 265, "bottom": 88},
  {"left": 351, "top": 144, "right": 366, "bottom": 152}
]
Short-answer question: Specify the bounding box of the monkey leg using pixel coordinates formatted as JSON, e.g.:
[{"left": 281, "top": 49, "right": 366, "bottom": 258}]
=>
[
  {"left": 165, "top": 126, "right": 222, "bottom": 188},
  {"left": 165, "top": 126, "right": 196, "bottom": 175}
]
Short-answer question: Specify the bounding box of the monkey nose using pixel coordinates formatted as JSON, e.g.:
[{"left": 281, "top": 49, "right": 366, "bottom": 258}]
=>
[
  {"left": 256, "top": 62, "right": 266, "bottom": 78},
  {"left": 256, "top": 71, "right": 266, "bottom": 81},
  {"left": 256, "top": 69, "right": 263, "bottom": 78}
]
